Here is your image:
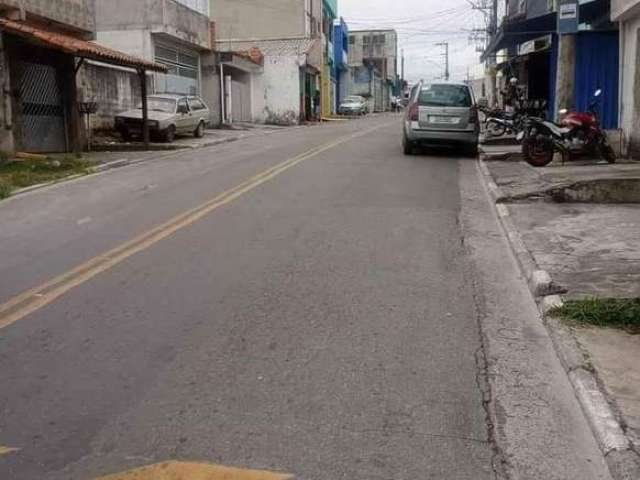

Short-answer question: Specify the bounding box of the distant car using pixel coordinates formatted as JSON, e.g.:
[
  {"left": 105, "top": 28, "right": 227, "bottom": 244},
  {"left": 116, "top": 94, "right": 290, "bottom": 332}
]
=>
[
  {"left": 115, "top": 94, "right": 210, "bottom": 143},
  {"left": 402, "top": 82, "right": 479, "bottom": 156},
  {"left": 339, "top": 95, "right": 369, "bottom": 116}
]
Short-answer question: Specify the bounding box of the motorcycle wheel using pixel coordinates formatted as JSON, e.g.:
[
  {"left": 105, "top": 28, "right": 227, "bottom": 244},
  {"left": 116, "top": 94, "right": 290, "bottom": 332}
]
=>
[
  {"left": 522, "top": 136, "right": 554, "bottom": 167},
  {"left": 600, "top": 144, "right": 617, "bottom": 164},
  {"left": 486, "top": 120, "right": 506, "bottom": 137}
]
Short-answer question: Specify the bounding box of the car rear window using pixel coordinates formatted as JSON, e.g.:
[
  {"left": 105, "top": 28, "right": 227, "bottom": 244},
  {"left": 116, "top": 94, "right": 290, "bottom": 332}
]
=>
[{"left": 418, "top": 85, "right": 472, "bottom": 107}]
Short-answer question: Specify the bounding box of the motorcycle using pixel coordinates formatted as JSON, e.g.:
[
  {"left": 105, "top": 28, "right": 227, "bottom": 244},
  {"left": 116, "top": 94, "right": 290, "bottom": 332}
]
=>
[
  {"left": 481, "top": 98, "right": 546, "bottom": 138},
  {"left": 519, "top": 89, "right": 616, "bottom": 167}
]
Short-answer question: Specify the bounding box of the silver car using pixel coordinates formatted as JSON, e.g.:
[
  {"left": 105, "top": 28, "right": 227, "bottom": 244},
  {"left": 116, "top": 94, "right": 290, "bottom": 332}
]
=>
[
  {"left": 115, "top": 94, "right": 210, "bottom": 143},
  {"left": 339, "top": 95, "right": 369, "bottom": 116},
  {"left": 402, "top": 82, "right": 479, "bottom": 156}
]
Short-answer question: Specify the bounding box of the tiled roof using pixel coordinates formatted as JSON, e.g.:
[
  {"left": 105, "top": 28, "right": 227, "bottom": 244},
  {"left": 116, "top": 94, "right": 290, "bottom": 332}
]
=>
[
  {"left": 216, "top": 38, "right": 317, "bottom": 57},
  {"left": 0, "top": 18, "right": 167, "bottom": 72}
]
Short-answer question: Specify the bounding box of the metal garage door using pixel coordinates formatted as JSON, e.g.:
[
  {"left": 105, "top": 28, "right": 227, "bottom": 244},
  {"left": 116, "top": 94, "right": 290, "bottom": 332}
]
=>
[{"left": 15, "top": 57, "right": 67, "bottom": 152}]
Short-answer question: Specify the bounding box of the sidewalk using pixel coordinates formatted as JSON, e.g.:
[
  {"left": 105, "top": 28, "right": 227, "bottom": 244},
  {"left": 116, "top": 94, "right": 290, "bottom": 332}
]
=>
[
  {"left": 1, "top": 124, "right": 304, "bottom": 200},
  {"left": 91, "top": 124, "right": 291, "bottom": 152},
  {"left": 479, "top": 149, "right": 640, "bottom": 478}
]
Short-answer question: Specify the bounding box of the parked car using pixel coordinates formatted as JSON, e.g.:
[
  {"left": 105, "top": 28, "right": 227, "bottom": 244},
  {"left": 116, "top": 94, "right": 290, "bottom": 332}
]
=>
[
  {"left": 115, "top": 94, "right": 210, "bottom": 143},
  {"left": 339, "top": 95, "right": 369, "bottom": 116},
  {"left": 402, "top": 82, "right": 479, "bottom": 156}
]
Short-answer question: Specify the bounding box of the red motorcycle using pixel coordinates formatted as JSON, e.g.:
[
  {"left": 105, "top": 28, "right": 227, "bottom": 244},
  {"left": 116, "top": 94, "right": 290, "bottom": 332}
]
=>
[{"left": 519, "top": 89, "right": 616, "bottom": 167}]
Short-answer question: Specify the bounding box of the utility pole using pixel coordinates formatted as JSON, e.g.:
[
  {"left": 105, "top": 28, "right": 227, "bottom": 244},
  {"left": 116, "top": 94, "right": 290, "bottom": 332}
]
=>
[
  {"left": 490, "top": 0, "right": 498, "bottom": 105},
  {"left": 435, "top": 42, "right": 449, "bottom": 81},
  {"left": 401, "top": 48, "right": 405, "bottom": 87}
]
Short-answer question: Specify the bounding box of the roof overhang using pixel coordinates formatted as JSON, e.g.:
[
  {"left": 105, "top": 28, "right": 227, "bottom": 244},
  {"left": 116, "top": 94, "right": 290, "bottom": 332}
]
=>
[
  {"left": 481, "top": 12, "right": 555, "bottom": 62},
  {"left": 219, "top": 51, "right": 264, "bottom": 73},
  {"left": 0, "top": 17, "right": 167, "bottom": 72}
]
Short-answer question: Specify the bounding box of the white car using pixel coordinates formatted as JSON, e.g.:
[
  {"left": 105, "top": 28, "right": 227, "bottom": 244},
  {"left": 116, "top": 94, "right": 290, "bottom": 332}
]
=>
[{"left": 115, "top": 94, "right": 210, "bottom": 143}]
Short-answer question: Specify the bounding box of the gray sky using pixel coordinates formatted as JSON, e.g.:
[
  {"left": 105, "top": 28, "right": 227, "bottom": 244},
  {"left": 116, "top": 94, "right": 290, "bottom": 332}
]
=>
[{"left": 340, "top": 0, "right": 487, "bottom": 83}]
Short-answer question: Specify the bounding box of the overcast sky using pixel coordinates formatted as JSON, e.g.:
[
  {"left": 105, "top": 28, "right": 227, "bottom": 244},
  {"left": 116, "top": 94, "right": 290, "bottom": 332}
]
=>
[{"left": 340, "top": 0, "right": 487, "bottom": 83}]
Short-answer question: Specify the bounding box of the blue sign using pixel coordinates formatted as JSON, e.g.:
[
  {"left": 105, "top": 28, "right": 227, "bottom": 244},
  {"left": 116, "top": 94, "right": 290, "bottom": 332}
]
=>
[{"left": 558, "top": 0, "right": 579, "bottom": 35}]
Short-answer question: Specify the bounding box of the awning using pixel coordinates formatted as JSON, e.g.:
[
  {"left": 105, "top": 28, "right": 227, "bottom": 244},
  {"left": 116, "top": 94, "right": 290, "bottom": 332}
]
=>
[
  {"left": 481, "top": 12, "right": 555, "bottom": 61},
  {"left": 0, "top": 18, "right": 167, "bottom": 72}
]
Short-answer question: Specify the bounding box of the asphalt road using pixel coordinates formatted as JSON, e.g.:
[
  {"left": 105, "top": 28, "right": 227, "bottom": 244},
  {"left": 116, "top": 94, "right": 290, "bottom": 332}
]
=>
[{"left": 0, "top": 114, "right": 611, "bottom": 480}]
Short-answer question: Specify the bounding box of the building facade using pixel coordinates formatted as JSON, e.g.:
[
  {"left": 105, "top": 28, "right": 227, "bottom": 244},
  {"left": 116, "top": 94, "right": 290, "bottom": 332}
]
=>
[
  {"left": 333, "top": 17, "right": 349, "bottom": 111},
  {"left": 210, "top": 0, "right": 322, "bottom": 125},
  {"left": 612, "top": 0, "right": 640, "bottom": 156},
  {"left": 321, "top": 0, "right": 337, "bottom": 117},
  {"left": 0, "top": 0, "right": 166, "bottom": 154},
  {"left": 94, "top": 0, "right": 216, "bottom": 119},
  {"left": 482, "top": 0, "right": 619, "bottom": 129},
  {"left": 347, "top": 29, "right": 398, "bottom": 112}
]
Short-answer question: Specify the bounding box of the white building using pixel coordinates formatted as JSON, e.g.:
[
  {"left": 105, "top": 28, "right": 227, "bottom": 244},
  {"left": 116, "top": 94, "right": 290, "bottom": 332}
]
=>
[
  {"left": 210, "top": 0, "right": 323, "bottom": 125},
  {"left": 94, "top": 0, "right": 216, "bottom": 115},
  {"left": 612, "top": 0, "right": 640, "bottom": 156}
]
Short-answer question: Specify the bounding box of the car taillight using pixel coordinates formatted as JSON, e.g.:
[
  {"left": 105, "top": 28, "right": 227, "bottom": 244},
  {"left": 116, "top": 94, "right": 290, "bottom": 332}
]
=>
[{"left": 408, "top": 103, "right": 419, "bottom": 121}]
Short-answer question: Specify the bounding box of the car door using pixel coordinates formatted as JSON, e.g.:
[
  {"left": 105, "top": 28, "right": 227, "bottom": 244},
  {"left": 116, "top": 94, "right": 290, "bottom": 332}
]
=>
[
  {"left": 417, "top": 84, "right": 473, "bottom": 131},
  {"left": 188, "top": 97, "right": 210, "bottom": 126},
  {"left": 175, "top": 97, "right": 193, "bottom": 134}
]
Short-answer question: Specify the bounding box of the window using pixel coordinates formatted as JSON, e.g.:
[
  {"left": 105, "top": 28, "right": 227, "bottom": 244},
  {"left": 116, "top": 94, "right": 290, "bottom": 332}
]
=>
[
  {"left": 189, "top": 98, "right": 205, "bottom": 111},
  {"left": 374, "top": 35, "right": 386, "bottom": 44},
  {"left": 418, "top": 84, "right": 472, "bottom": 107},
  {"left": 177, "top": 98, "right": 189, "bottom": 112},
  {"left": 349, "top": 35, "right": 355, "bottom": 45},
  {"left": 173, "top": 0, "right": 209, "bottom": 16},
  {"left": 155, "top": 43, "right": 200, "bottom": 94}
]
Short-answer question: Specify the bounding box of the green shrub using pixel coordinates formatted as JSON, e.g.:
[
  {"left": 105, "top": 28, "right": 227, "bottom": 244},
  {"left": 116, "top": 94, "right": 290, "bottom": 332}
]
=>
[
  {"left": 0, "top": 179, "right": 11, "bottom": 199},
  {"left": 550, "top": 297, "right": 640, "bottom": 334}
]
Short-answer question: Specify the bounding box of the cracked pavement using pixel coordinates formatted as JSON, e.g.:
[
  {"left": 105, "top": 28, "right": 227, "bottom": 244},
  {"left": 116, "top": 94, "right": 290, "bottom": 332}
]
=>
[{"left": 0, "top": 115, "right": 615, "bottom": 479}]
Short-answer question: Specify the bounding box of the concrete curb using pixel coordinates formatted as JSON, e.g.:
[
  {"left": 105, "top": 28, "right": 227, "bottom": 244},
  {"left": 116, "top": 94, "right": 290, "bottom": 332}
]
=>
[
  {"left": 477, "top": 158, "right": 640, "bottom": 480},
  {"left": 478, "top": 159, "right": 560, "bottom": 298}
]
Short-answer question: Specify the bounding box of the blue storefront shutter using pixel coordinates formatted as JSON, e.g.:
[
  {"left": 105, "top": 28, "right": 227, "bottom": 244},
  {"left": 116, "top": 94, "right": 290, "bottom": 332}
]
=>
[{"left": 574, "top": 31, "right": 619, "bottom": 129}]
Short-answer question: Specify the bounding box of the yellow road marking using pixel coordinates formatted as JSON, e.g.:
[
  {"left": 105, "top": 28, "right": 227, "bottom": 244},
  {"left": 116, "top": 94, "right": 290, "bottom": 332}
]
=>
[
  {"left": 0, "top": 445, "right": 19, "bottom": 455},
  {"left": 0, "top": 122, "right": 391, "bottom": 331},
  {"left": 96, "top": 461, "right": 293, "bottom": 480}
]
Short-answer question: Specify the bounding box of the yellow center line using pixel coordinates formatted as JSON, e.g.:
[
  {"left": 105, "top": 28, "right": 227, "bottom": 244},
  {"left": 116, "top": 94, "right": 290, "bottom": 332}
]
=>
[
  {"left": 0, "top": 121, "right": 392, "bottom": 331},
  {"left": 95, "top": 461, "right": 294, "bottom": 480},
  {"left": 0, "top": 446, "right": 19, "bottom": 456}
]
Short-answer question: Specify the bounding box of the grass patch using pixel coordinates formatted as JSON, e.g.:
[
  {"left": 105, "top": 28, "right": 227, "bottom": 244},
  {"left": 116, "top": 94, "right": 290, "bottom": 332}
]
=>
[
  {"left": 0, "top": 157, "right": 90, "bottom": 197},
  {"left": 549, "top": 297, "right": 640, "bottom": 334}
]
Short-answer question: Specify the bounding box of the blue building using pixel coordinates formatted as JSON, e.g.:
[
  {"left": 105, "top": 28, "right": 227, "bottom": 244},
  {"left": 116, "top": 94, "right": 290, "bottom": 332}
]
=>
[
  {"left": 333, "top": 17, "right": 349, "bottom": 112},
  {"left": 482, "top": 0, "right": 619, "bottom": 128}
]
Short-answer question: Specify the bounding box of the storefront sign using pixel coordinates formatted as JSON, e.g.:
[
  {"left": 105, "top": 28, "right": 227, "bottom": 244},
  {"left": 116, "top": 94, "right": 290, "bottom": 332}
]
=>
[{"left": 558, "top": 0, "right": 579, "bottom": 34}]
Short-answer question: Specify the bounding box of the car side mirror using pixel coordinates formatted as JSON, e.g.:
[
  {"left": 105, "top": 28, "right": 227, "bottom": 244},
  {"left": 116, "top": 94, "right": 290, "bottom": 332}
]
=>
[{"left": 477, "top": 97, "right": 488, "bottom": 108}]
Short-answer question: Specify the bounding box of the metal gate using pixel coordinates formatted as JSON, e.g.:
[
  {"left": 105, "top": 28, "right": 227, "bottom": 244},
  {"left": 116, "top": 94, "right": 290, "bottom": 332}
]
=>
[{"left": 14, "top": 53, "right": 67, "bottom": 152}]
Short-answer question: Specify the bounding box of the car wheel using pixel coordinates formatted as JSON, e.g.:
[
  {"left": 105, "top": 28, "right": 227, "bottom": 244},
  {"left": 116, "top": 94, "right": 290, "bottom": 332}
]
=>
[
  {"left": 164, "top": 125, "right": 176, "bottom": 143},
  {"left": 194, "top": 121, "right": 205, "bottom": 138},
  {"left": 403, "top": 136, "right": 414, "bottom": 155},
  {"left": 464, "top": 143, "right": 479, "bottom": 157}
]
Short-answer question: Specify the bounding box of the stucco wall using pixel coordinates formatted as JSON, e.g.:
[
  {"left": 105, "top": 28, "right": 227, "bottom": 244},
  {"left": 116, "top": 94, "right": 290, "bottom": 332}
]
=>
[
  {"left": 78, "top": 62, "right": 142, "bottom": 130},
  {"left": 0, "top": 0, "right": 95, "bottom": 36},
  {"left": 97, "top": 30, "right": 153, "bottom": 60},
  {"left": 620, "top": 17, "right": 640, "bottom": 156},
  {"left": 211, "top": 0, "right": 305, "bottom": 41},
  {"left": 95, "top": 0, "right": 210, "bottom": 49},
  {"left": 0, "top": 38, "right": 14, "bottom": 152},
  {"left": 612, "top": 0, "right": 640, "bottom": 20},
  {"left": 255, "top": 55, "right": 301, "bottom": 125}
]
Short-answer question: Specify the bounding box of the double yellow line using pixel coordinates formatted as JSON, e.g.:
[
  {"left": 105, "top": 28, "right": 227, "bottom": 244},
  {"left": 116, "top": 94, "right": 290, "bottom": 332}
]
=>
[{"left": 0, "top": 122, "right": 390, "bottom": 331}]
